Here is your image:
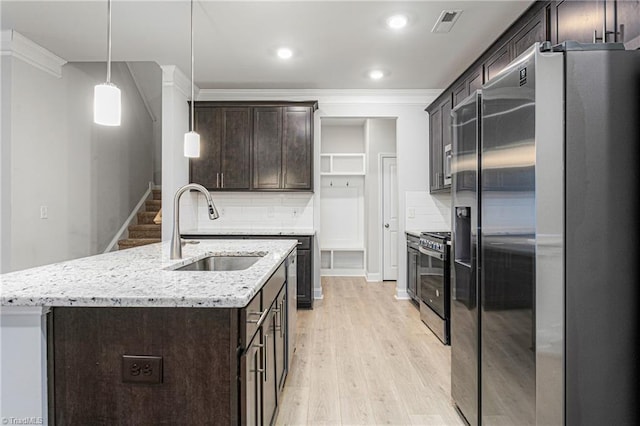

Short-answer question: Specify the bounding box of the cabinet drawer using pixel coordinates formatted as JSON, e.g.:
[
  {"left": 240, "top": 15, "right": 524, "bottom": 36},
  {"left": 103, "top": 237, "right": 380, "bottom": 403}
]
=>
[
  {"left": 241, "top": 293, "right": 262, "bottom": 347},
  {"left": 294, "top": 236, "right": 311, "bottom": 250}
]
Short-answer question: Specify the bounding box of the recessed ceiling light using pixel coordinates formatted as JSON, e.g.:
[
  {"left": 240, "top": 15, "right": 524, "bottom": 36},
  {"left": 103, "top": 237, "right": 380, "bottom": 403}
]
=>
[
  {"left": 277, "top": 47, "right": 293, "bottom": 60},
  {"left": 387, "top": 14, "right": 408, "bottom": 30},
  {"left": 369, "top": 70, "right": 384, "bottom": 80}
]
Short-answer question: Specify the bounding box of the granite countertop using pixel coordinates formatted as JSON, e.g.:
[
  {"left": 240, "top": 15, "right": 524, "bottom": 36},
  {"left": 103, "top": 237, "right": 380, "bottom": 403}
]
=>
[
  {"left": 0, "top": 240, "right": 296, "bottom": 309},
  {"left": 181, "top": 228, "right": 315, "bottom": 236}
]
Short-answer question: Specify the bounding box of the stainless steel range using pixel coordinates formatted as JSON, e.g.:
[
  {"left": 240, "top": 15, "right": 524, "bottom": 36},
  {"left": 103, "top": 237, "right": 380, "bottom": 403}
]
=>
[{"left": 418, "top": 231, "right": 451, "bottom": 344}]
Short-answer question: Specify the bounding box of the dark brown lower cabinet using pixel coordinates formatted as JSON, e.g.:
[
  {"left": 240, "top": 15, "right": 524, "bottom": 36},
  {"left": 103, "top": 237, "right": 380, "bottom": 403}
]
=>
[{"left": 49, "top": 264, "right": 289, "bottom": 425}]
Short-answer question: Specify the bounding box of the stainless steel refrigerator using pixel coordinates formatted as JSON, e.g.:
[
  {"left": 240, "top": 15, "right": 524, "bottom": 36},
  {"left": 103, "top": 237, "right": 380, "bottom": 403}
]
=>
[{"left": 450, "top": 42, "right": 640, "bottom": 426}]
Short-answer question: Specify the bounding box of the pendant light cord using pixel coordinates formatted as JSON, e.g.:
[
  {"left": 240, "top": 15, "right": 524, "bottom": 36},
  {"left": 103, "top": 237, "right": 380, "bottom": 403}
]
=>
[
  {"left": 106, "top": 0, "right": 112, "bottom": 83},
  {"left": 190, "top": 0, "right": 195, "bottom": 132}
]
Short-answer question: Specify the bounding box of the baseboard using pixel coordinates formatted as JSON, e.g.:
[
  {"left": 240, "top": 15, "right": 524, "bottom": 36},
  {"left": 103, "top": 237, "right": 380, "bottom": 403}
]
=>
[
  {"left": 320, "top": 269, "right": 365, "bottom": 277},
  {"left": 366, "top": 272, "right": 382, "bottom": 282},
  {"left": 395, "top": 289, "right": 411, "bottom": 300},
  {"left": 313, "top": 288, "right": 324, "bottom": 300}
]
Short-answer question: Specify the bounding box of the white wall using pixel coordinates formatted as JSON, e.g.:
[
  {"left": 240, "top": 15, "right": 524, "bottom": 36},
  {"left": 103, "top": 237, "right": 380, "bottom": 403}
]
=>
[
  {"left": 128, "top": 62, "right": 163, "bottom": 185},
  {"left": 160, "top": 65, "right": 191, "bottom": 245},
  {"left": 1, "top": 51, "right": 12, "bottom": 272},
  {"left": 1, "top": 33, "right": 158, "bottom": 272},
  {"left": 405, "top": 191, "right": 451, "bottom": 231},
  {"left": 365, "top": 118, "right": 397, "bottom": 281},
  {"left": 181, "top": 192, "right": 314, "bottom": 232}
]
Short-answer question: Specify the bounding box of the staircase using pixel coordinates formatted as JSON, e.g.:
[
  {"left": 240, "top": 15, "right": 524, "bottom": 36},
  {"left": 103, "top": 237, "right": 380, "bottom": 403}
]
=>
[{"left": 118, "top": 189, "right": 162, "bottom": 250}]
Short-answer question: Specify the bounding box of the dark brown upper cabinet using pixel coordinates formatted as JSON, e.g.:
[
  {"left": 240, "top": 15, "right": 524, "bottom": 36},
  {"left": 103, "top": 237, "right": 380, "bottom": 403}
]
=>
[
  {"left": 428, "top": 95, "right": 453, "bottom": 193},
  {"left": 190, "top": 107, "right": 251, "bottom": 190},
  {"left": 252, "top": 105, "right": 315, "bottom": 191},
  {"left": 191, "top": 101, "right": 317, "bottom": 192},
  {"left": 426, "top": 0, "right": 639, "bottom": 194},
  {"left": 429, "top": 106, "right": 443, "bottom": 192},
  {"left": 484, "top": 43, "right": 512, "bottom": 83},
  {"left": 553, "top": 0, "right": 604, "bottom": 43},
  {"left": 253, "top": 107, "right": 283, "bottom": 189},
  {"left": 283, "top": 107, "right": 313, "bottom": 190}
]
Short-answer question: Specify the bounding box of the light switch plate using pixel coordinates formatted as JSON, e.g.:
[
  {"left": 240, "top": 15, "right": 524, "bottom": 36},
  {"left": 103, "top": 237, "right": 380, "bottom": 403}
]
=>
[
  {"left": 40, "top": 206, "right": 48, "bottom": 219},
  {"left": 408, "top": 208, "right": 415, "bottom": 219}
]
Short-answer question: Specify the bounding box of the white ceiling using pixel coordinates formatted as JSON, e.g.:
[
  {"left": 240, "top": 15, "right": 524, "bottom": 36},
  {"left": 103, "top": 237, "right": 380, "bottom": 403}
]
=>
[{"left": 1, "top": 1, "right": 534, "bottom": 89}]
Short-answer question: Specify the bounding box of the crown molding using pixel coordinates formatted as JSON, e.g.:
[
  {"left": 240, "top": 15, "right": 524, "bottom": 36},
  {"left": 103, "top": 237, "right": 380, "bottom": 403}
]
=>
[
  {"left": 0, "top": 30, "right": 67, "bottom": 78},
  {"left": 161, "top": 65, "right": 200, "bottom": 99},
  {"left": 197, "top": 88, "right": 442, "bottom": 105}
]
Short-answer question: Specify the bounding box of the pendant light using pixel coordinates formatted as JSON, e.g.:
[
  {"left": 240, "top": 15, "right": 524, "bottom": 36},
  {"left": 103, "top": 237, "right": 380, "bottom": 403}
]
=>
[
  {"left": 94, "top": 0, "right": 121, "bottom": 126},
  {"left": 184, "top": 0, "right": 200, "bottom": 158}
]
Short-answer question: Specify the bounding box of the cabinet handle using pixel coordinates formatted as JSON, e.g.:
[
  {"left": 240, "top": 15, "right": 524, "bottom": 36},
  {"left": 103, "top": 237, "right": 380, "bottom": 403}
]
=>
[
  {"left": 216, "top": 173, "right": 220, "bottom": 188},
  {"left": 263, "top": 332, "right": 268, "bottom": 382},
  {"left": 297, "top": 242, "right": 303, "bottom": 246},
  {"left": 247, "top": 310, "right": 268, "bottom": 326},
  {"left": 221, "top": 173, "right": 225, "bottom": 188}
]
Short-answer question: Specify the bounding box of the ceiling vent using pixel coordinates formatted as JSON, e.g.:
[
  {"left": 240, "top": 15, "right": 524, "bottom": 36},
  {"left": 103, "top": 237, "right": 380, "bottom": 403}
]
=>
[{"left": 431, "top": 10, "right": 462, "bottom": 33}]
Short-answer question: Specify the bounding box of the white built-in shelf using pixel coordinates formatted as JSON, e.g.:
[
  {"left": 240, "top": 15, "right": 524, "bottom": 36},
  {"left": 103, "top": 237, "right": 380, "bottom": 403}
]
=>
[
  {"left": 320, "top": 248, "right": 366, "bottom": 277},
  {"left": 320, "top": 153, "right": 365, "bottom": 175}
]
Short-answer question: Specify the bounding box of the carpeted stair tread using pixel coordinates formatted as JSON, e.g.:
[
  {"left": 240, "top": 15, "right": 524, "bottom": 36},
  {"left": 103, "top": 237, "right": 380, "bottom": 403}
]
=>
[
  {"left": 118, "top": 238, "right": 161, "bottom": 249},
  {"left": 145, "top": 200, "right": 162, "bottom": 211},
  {"left": 137, "top": 211, "right": 158, "bottom": 224},
  {"left": 152, "top": 189, "right": 162, "bottom": 200},
  {"left": 128, "top": 224, "right": 161, "bottom": 239}
]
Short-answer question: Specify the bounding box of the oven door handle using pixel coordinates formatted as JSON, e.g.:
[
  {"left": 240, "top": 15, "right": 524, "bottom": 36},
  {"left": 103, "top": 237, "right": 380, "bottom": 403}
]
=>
[{"left": 419, "top": 246, "right": 445, "bottom": 260}]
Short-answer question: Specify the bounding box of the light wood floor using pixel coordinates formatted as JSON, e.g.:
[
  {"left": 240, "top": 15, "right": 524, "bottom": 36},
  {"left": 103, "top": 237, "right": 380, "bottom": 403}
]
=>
[{"left": 275, "top": 277, "right": 465, "bottom": 426}]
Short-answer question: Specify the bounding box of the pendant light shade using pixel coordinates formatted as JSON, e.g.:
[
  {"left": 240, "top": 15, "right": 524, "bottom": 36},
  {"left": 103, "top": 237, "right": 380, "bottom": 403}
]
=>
[
  {"left": 94, "top": 83, "right": 121, "bottom": 126},
  {"left": 184, "top": 0, "right": 200, "bottom": 158},
  {"left": 94, "top": 0, "right": 121, "bottom": 126},
  {"left": 184, "top": 131, "right": 200, "bottom": 157}
]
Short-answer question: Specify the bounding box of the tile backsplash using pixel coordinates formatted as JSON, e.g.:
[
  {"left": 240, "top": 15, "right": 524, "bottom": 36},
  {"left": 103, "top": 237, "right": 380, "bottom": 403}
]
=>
[
  {"left": 405, "top": 191, "right": 451, "bottom": 231},
  {"left": 180, "top": 192, "right": 314, "bottom": 231}
]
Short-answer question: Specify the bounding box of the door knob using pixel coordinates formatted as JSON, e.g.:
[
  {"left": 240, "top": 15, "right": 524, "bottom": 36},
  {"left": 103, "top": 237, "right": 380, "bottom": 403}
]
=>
[{"left": 384, "top": 223, "right": 390, "bottom": 228}]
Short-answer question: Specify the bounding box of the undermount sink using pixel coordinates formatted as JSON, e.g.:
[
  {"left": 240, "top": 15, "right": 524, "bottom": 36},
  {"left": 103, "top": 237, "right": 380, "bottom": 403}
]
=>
[{"left": 174, "top": 255, "right": 263, "bottom": 271}]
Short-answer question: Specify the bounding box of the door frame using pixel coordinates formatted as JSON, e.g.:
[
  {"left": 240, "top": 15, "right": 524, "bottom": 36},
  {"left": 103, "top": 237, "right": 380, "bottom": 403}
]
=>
[{"left": 379, "top": 153, "right": 398, "bottom": 281}]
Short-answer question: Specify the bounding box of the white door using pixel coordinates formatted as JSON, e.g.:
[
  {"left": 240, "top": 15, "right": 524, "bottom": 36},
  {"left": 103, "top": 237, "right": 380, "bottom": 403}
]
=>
[{"left": 382, "top": 156, "right": 398, "bottom": 280}]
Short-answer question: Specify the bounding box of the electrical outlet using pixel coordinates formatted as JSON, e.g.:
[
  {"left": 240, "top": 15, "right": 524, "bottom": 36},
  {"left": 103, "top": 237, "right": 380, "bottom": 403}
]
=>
[
  {"left": 408, "top": 208, "right": 415, "bottom": 219},
  {"left": 40, "top": 206, "right": 48, "bottom": 219},
  {"left": 122, "top": 355, "right": 163, "bottom": 384},
  {"left": 267, "top": 207, "right": 275, "bottom": 218},
  {"left": 292, "top": 208, "right": 298, "bottom": 218}
]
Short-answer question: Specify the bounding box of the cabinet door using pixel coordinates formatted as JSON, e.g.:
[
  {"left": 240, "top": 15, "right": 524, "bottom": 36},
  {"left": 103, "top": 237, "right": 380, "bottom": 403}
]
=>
[
  {"left": 429, "top": 107, "right": 443, "bottom": 192},
  {"left": 468, "top": 69, "right": 483, "bottom": 94},
  {"left": 484, "top": 44, "right": 512, "bottom": 83},
  {"left": 220, "top": 108, "right": 251, "bottom": 190},
  {"left": 512, "top": 8, "right": 548, "bottom": 58},
  {"left": 191, "top": 107, "right": 222, "bottom": 189},
  {"left": 617, "top": 0, "right": 640, "bottom": 44},
  {"left": 296, "top": 249, "right": 313, "bottom": 308},
  {"left": 441, "top": 98, "right": 453, "bottom": 191},
  {"left": 453, "top": 81, "right": 468, "bottom": 109},
  {"left": 275, "top": 288, "right": 287, "bottom": 392},
  {"left": 253, "top": 107, "right": 283, "bottom": 189},
  {"left": 240, "top": 338, "right": 262, "bottom": 425},
  {"left": 262, "top": 311, "right": 278, "bottom": 426},
  {"left": 554, "top": 0, "right": 602, "bottom": 44},
  {"left": 283, "top": 107, "right": 313, "bottom": 190}
]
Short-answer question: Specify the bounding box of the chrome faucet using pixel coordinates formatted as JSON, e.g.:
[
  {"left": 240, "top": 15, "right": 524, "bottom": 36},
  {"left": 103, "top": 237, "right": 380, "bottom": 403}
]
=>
[{"left": 170, "top": 183, "right": 219, "bottom": 259}]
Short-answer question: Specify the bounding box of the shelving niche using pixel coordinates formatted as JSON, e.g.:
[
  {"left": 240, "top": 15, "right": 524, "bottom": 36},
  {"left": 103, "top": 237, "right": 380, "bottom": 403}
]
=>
[{"left": 320, "top": 119, "right": 368, "bottom": 276}]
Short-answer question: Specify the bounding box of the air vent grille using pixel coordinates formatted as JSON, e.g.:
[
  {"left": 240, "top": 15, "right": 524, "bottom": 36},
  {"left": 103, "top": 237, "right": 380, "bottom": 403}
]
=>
[
  {"left": 442, "top": 12, "right": 457, "bottom": 23},
  {"left": 432, "top": 9, "right": 463, "bottom": 33}
]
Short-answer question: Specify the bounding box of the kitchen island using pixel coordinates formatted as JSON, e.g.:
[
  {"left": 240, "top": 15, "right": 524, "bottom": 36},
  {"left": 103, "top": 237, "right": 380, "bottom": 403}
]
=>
[{"left": 0, "top": 239, "right": 297, "bottom": 425}]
